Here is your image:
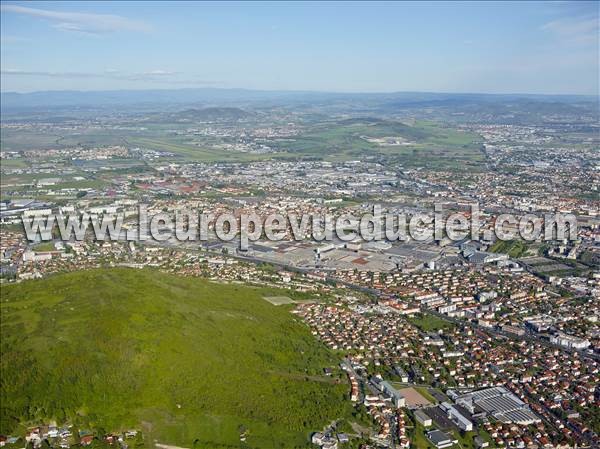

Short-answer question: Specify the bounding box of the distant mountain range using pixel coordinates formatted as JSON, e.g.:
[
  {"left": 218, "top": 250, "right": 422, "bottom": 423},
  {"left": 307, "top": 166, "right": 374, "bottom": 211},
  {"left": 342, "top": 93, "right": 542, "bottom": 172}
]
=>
[
  {"left": 1, "top": 87, "right": 596, "bottom": 111},
  {"left": 171, "top": 106, "right": 253, "bottom": 121}
]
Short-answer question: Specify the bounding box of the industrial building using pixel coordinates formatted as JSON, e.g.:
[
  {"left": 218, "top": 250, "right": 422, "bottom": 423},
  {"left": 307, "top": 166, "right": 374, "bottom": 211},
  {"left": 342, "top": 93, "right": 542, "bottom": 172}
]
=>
[{"left": 455, "top": 387, "right": 540, "bottom": 425}]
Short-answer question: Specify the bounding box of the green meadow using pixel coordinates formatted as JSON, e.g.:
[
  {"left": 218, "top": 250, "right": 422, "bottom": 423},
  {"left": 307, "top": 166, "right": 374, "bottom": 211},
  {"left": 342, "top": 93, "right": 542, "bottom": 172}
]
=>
[
  {"left": 2, "top": 118, "right": 482, "bottom": 169},
  {"left": 274, "top": 119, "right": 483, "bottom": 168}
]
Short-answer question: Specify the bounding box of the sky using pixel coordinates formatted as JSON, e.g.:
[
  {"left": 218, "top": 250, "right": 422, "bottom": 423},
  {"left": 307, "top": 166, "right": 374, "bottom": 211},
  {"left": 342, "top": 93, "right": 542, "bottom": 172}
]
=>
[{"left": 1, "top": 1, "right": 598, "bottom": 95}]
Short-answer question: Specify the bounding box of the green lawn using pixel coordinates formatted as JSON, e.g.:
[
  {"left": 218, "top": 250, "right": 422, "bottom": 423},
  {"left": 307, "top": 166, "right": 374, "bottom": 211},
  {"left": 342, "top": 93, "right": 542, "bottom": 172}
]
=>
[
  {"left": 407, "top": 313, "right": 454, "bottom": 332},
  {"left": 32, "top": 242, "right": 56, "bottom": 252},
  {"left": 489, "top": 240, "right": 530, "bottom": 258},
  {"left": 0, "top": 268, "right": 352, "bottom": 448},
  {"left": 49, "top": 179, "right": 108, "bottom": 190},
  {"left": 408, "top": 422, "right": 436, "bottom": 449}
]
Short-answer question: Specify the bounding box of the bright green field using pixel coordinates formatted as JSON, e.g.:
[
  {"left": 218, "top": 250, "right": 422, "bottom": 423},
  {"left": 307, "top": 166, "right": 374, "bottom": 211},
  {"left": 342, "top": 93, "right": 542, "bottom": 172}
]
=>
[
  {"left": 489, "top": 239, "right": 531, "bottom": 258},
  {"left": 0, "top": 268, "right": 351, "bottom": 448},
  {"left": 2, "top": 118, "right": 482, "bottom": 169},
  {"left": 275, "top": 119, "right": 484, "bottom": 169},
  {"left": 127, "top": 137, "right": 271, "bottom": 162},
  {"left": 406, "top": 313, "right": 454, "bottom": 332}
]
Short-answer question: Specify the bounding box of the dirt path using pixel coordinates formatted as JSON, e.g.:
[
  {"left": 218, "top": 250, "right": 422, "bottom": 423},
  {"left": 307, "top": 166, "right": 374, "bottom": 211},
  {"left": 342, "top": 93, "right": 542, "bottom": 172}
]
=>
[{"left": 155, "top": 443, "right": 189, "bottom": 449}]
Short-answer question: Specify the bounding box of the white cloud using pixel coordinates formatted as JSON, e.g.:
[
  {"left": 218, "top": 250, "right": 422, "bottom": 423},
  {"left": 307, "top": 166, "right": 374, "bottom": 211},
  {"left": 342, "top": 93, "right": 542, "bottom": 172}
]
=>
[
  {"left": 1, "top": 4, "right": 151, "bottom": 35},
  {"left": 1, "top": 69, "right": 97, "bottom": 78},
  {"left": 1, "top": 69, "right": 177, "bottom": 80},
  {"left": 142, "top": 70, "right": 178, "bottom": 76},
  {"left": 541, "top": 15, "right": 599, "bottom": 45},
  {"left": 1, "top": 69, "right": 218, "bottom": 86}
]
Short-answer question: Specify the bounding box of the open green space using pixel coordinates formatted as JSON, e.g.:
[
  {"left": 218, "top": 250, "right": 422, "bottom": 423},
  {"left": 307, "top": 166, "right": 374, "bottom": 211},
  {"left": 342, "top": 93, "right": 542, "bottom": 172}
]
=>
[
  {"left": 0, "top": 159, "right": 29, "bottom": 169},
  {"left": 0, "top": 268, "right": 352, "bottom": 448},
  {"left": 2, "top": 118, "right": 482, "bottom": 169},
  {"left": 275, "top": 119, "right": 484, "bottom": 169},
  {"left": 31, "top": 242, "right": 56, "bottom": 252},
  {"left": 126, "top": 137, "right": 294, "bottom": 163},
  {"left": 1, "top": 128, "right": 65, "bottom": 151},
  {"left": 407, "top": 313, "right": 454, "bottom": 332},
  {"left": 489, "top": 240, "right": 531, "bottom": 258}
]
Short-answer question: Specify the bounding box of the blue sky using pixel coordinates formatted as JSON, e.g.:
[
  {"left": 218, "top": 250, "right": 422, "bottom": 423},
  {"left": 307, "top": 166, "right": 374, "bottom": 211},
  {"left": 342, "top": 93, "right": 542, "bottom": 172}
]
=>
[{"left": 1, "top": 1, "right": 598, "bottom": 94}]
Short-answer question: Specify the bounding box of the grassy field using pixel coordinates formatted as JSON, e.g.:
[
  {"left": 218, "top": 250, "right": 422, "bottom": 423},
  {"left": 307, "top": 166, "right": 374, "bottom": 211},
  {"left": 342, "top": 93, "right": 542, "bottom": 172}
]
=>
[
  {"left": 2, "top": 118, "right": 482, "bottom": 169},
  {"left": 31, "top": 242, "right": 56, "bottom": 252},
  {"left": 0, "top": 159, "right": 29, "bottom": 168},
  {"left": 275, "top": 119, "right": 484, "bottom": 169},
  {"left": 0, "top": 268, "right": 352, "bottom": 448},
  {"left": 1, "top": 128, "right": 65, "bottom": 151},
  {"left": 1, "top": 128, "right": 127, "bottom": 151},
  {"left": 127, "top": 137, "right": 267, "bottom": 162},
  {"left": 407, "top": 313, "right": 453, "bottom": 332},
  {"left": 379, "top": 121, "right": 484, "bottom": 171},
  {"left": 126, "top": 118, "right": 483, "bottom": 166},
  {"left": 0, "top": 174, "right": 108, "bottom": 200},
  {"left": 489, "top": 240, "right": 531, "bottom": 258}
]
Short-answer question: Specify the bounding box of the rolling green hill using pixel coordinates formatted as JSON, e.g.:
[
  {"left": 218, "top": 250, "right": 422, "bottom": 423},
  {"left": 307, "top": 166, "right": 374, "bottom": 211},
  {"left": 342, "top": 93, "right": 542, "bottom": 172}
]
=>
[
  {"left": 0, "top": 268, "right": 351, "bottom": 448},
  {"left": 274, "top": 119, "right": 483, "bottom": 167}
]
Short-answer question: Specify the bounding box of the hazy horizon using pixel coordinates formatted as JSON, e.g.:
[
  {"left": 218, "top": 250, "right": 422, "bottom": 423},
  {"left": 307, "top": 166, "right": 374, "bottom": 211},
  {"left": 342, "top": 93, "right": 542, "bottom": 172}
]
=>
[
  {"left": 2, "top": 1, "right": 598, "bottom": 95},
  {"left": 2, "top": 86, "right": 600, "bottom": 97}
]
